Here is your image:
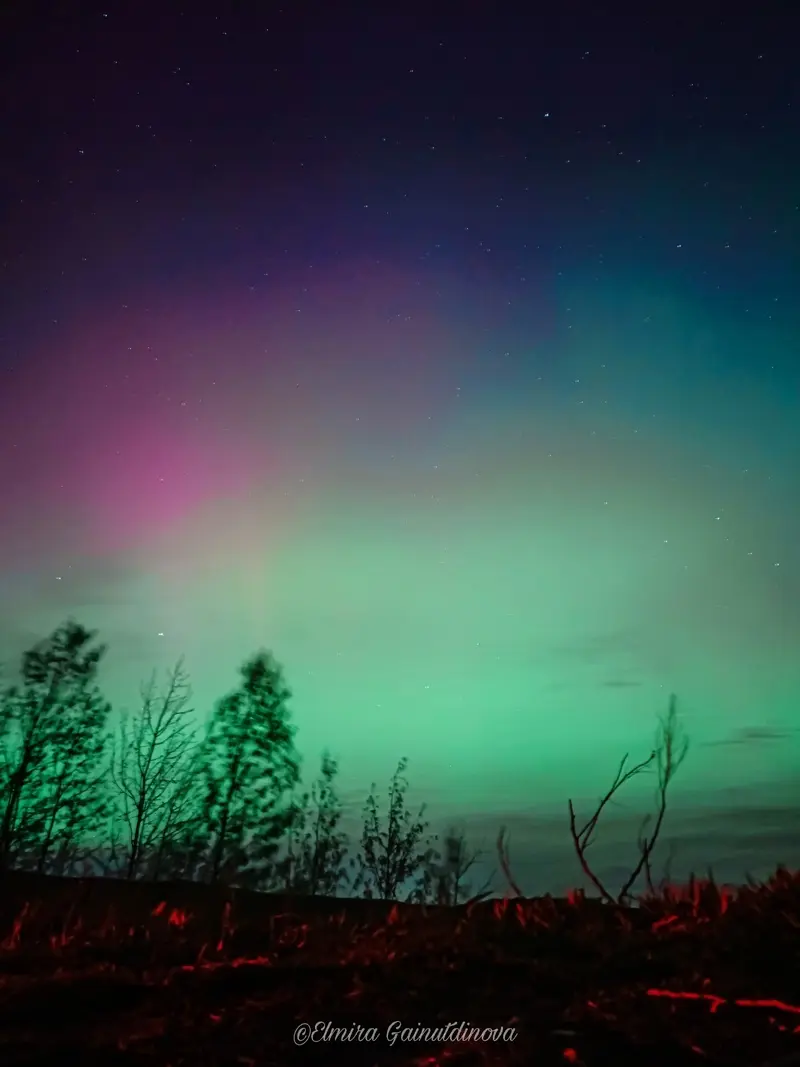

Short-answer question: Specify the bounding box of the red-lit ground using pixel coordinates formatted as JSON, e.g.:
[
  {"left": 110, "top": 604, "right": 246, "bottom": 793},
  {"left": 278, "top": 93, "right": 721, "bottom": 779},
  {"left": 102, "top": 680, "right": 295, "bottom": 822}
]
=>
[{"left": 0, "top": 870, "right": 797, "bottom": 1066}]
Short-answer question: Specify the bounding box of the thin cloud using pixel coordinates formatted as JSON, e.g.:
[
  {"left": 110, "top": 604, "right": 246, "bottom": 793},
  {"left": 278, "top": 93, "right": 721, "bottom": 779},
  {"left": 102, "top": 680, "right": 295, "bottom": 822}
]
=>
[{"left": 702, "top": 725, "right": 794, "bottom": 748}]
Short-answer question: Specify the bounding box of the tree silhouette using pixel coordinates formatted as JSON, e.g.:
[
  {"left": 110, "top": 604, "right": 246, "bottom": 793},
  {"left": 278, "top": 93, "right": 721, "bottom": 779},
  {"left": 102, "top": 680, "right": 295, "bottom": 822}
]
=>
[
  {"left": 568, "top": 694, "right": 689, "bottom": 904},
  {"left": 144, "top": 740, "right": 208, "bottom": 881},
  {"left": 284, "top": 750, "right": 349, "bottom": 896},
  {"left": 199, "top": 650, "right": 300, "bottom": 886},
  {"left": 435, "top": 827, "right": 492, "bottom": 906},
  {"left": 0, "top": 620, "right": 110, "bottom": 872},
  {"left": 109, "top": 657, "right": 199, "bottom": 880},
  {"left": 355, "top": 757, "right": 438, "bottom": 902}
]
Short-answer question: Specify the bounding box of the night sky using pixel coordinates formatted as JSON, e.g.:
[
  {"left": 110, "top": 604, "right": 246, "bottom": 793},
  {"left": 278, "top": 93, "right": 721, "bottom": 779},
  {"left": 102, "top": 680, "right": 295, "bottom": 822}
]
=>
[{"left": 1, "top": 7, "right": 798, "bottom": 893}]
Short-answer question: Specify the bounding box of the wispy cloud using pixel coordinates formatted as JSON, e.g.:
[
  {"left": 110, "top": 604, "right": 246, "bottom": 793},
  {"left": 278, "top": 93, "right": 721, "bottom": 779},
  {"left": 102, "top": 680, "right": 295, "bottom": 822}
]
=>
[{"left": 702, "top": 725, "right": 794, "bottom": 748}]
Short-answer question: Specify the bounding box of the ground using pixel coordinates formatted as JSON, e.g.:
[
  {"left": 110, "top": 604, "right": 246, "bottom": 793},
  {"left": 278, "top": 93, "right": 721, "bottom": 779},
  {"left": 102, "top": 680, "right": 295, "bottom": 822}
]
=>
[{"left": 0, "top": 870, "right": 797, "bottom": 1066}]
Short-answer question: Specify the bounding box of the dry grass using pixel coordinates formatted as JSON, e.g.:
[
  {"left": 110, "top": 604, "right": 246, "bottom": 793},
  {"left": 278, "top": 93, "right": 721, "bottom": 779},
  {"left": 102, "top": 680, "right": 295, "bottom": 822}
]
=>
[{"left": 0, "top": 868, "right": 797, "bottom": 1066}]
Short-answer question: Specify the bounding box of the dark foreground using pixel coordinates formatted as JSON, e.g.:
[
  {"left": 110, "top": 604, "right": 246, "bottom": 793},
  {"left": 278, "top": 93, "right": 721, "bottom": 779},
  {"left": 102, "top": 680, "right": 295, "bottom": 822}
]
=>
[{"left": 0, "top": 870, "right": 798, "bottom": 1067}]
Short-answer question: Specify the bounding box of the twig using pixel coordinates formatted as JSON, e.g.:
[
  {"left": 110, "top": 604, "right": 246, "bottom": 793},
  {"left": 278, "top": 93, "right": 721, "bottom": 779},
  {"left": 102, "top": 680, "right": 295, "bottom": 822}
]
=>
[{"left": 496, "top": 828, "right": 524, "bottom": 898}]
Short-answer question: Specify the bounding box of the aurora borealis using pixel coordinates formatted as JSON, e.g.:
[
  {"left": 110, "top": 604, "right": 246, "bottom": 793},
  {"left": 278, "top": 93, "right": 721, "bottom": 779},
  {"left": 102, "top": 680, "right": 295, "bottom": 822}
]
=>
[{"left": 1, "top": 10, "right": 798, "bottom": 892}]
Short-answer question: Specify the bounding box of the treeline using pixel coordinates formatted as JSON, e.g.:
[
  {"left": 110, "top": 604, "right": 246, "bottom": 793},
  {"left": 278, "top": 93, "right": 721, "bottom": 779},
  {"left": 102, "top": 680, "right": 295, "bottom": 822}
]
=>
[{"left": 0, "top": 620, "right": 490, "bottom": 904}]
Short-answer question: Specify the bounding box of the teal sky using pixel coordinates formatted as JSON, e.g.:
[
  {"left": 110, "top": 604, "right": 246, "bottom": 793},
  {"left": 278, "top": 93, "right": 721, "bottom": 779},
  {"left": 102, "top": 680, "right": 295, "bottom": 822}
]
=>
[
  {"left": 2, "top": 263, "right": 798, "bottom": 892},
  {"left": 1, "top": 12, "right": 797, "bottom": 893}
]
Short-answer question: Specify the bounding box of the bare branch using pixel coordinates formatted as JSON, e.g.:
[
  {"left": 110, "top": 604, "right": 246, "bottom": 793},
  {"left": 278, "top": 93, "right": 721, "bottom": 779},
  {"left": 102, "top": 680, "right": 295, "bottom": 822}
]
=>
[
  {"left": 617, "top": 695, "right": 688, "bottom": 902},
  {"left": 108, "top": 657, "right": 200, "bottom": 880},
  {"left": 566, "top": 694, "right": 687, "bottom": 905},
  {"left": 496, "top": 827, "right": 524, "bottom": 899}
]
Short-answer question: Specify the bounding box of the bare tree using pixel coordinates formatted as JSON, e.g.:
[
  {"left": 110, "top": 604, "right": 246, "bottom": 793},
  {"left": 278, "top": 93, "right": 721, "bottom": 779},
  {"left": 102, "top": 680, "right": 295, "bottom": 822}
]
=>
[
  {"left": 146, "top": 740, "right": 208, "bottom": 881},
  {"left": 355, "top": 757, "right": 438, "bottom": 902},
  {"left": 436, "top": 827, "right": 493, "bottom": 905},
  {"left": 109, "top": 658, "right": 198, "bottom": 880},
  {"left": 567, "top": 694, "right": 688, "bottom": 904}
]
